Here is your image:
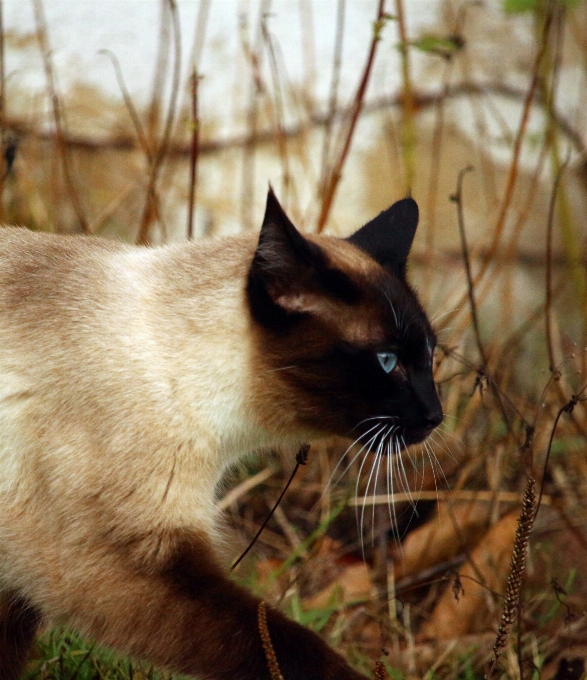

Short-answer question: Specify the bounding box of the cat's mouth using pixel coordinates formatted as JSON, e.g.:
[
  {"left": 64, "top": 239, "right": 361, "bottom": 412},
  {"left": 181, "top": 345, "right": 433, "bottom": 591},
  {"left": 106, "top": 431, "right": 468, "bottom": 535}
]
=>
[
  {"left": 402, "top": 425, "right": 438, "bottom": 446},
  {"left": 352, "top": 417, "right": 441, "bottom": 452}
]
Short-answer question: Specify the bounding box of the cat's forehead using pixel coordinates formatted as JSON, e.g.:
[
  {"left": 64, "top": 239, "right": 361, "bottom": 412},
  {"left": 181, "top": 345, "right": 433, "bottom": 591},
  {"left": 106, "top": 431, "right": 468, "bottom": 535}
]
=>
[
  {"left": 310, "top": 235, "right": 432, "bottom": 348},
  {"left": 309, "top": 234, "right": 380, "bottom": 276}
]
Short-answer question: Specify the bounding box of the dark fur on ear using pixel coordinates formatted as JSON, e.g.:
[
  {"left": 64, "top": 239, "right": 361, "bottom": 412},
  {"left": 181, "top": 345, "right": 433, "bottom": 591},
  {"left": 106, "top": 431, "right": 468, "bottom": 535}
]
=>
[
  {"left": 247, "top": 188, "right": 358, "bottom": 331},
  {"left": 347, "top": 198, "right": 418, "bottom": 277}
]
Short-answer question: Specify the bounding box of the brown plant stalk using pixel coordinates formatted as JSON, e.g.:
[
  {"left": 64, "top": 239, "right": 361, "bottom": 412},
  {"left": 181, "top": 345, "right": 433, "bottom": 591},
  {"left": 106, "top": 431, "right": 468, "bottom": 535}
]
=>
[
  {"left": 488, "top": 477, "right": 536, "bottom": 677},
  {"left": 257, "top": 601, "right": 284, "bottom": 680},
  {"left": 262, "top": 18, "right": 292, "bottom": 204},
  {"left": 395, "top": 0, "right": 416, "bottom": 194},
  {"left": 100, "top": 49, "right": 152, "bottom": 162},
  {"left": 187, "top": 69, "right": 200, "bottom": 240},
  {"left": 319, "top": 0, "right": 345, "bottom": 198},
  {"left": 9, "top": 80, "right": 584, "bottom": 162},
  {"left": 137, "top": 0, "right": 182, "bottom": 245},
  {"left": 33, "top": 0, "right": 89, "bottom": 234},
  {"left": 316, "top": 0, "right": 387, "bottom": 233},
  {"left": 231, "top": 445, "right": 309, "bottom": 571},
  {"left": 451, "top": 167, "right": 523, "bottom": 446},
  {"left": 545, "top": 154, "right": 570, "bottom": 374},
  {"left": 240, "top": 0, "right": 271, "bottom": 231},
  {"left": 443, "top": 8, "right": 556, "bottom": 333}
]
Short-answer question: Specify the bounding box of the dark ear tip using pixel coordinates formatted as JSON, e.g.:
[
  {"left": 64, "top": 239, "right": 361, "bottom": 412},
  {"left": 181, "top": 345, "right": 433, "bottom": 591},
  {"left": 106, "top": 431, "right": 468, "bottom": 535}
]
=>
[
  {"left": 395, "top": 197, "right": 419, "bottom": 224},
  {"left": 262, "top": 186, "right": 290, "bottom": 230},
  {"left": 265, "top": 184, "right": 279, "bottom": 210}
]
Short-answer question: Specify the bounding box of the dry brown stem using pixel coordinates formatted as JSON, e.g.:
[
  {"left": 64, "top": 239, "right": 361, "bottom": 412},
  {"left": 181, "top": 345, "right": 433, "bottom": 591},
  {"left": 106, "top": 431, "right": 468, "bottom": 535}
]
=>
[
  {"left": 257, "top": 601, "right": 284, "bottom": 680},
  {"left": 262, "top": 18, "right": 292, "bottom": 204},
  {"left": 319, "top": 0, "right": 345, "bottom": 197},
  {"left": 395, "top": 0, "right": 416, "bottom": 193},
  {"left": 315, "top": 0, "right": 387, "bottom": 233},
  {"left": 239, "top": 0, "right": 270, "bottom": 231},
  {"left": 32, "top": 0, "right": 89, "bottom": 234},
  {"left": 187, "top": 69, "right": 200, "bottom": 240},
  {"left": 136, "top": 0, "right": 182, "bottom": 245},
  {"left": 487, "top": 478, "right": 536, "bottom": 678},
  {"left": 374, "top": 660, "right": 388, "bottom": 679},
  {"left": 7, "top": 80, "right": 584, "bottom": 162}
]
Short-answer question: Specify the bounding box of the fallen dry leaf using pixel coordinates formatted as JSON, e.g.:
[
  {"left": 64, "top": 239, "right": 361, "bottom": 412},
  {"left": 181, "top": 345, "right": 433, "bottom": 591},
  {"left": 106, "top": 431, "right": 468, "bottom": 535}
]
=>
[
  {"left": 394, "top": 500, "right": 492, "bottom": 580},
  {"left": 304, "top": 562, "right": 373, "bottom": 610},
  {"left": 420, "top": 511, "right": 519, "bottom": 639}
]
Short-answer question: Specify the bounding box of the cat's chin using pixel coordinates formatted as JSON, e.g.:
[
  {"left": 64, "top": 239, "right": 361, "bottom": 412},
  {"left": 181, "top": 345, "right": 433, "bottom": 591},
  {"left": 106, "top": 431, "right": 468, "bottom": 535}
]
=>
[{"left": 401, "top": 426, "right": 437, "bottom": 446}]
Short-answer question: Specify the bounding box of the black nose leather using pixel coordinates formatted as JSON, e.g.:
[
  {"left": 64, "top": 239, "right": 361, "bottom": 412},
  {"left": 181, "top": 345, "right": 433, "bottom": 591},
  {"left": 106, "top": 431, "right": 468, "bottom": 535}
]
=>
[{"left": 424, "top": 408, "right": 443, "bottom": 430}]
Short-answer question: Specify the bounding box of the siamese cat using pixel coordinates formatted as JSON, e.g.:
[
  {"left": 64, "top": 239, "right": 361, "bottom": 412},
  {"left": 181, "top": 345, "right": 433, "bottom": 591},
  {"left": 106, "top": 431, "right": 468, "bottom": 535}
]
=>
[{"left": 0, "top": 189, "right": 442, "bottom": 680}]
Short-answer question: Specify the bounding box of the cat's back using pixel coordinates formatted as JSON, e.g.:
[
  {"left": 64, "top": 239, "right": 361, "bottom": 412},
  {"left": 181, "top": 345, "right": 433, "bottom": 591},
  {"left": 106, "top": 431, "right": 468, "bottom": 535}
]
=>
[
  {"left": 0, "top": 227, "right": 148, "bottom": 414},
  {"left": 0, "top": 226, "right": 129, "bottom": 316}
]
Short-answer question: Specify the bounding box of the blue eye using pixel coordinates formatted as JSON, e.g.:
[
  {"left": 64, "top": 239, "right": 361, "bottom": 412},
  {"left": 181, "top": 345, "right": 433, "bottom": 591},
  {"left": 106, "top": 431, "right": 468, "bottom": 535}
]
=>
[{"left": 377, "top": 351, "right": 398, "bottom": 373}]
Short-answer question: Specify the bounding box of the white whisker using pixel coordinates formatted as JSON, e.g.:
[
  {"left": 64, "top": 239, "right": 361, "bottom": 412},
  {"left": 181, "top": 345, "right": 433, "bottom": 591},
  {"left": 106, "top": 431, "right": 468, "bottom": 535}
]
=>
[
  {"left": 356, "top": 427, "right": 386, "bottom": 555},
  {"left": 327, "top": 422, "right": 384, "bottom": 489},
  {"left": 369, "top": 425, "right": 393, "bottom": 546},
  {"left": 396, "top": 435, "right": 415, "bottom": 508},
  {"left": 424, "top": 437, "right": 451, "bottom": 491},
  {"left": 428, "top": 429, "right": 458, "bottom": 465}
]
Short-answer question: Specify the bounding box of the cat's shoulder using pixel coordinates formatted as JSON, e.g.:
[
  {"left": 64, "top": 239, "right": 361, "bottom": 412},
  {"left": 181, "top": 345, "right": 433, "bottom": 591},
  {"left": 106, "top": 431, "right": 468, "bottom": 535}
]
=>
[{"left": 0, "top": 225, "right": 130, "bottom": 253}]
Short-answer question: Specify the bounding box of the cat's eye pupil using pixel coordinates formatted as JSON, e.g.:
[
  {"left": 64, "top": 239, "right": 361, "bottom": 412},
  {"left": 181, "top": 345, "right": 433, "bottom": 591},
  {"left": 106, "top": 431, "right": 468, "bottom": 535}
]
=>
[{"left": 377, "top": 351, "right": 398, "bottom": 373}]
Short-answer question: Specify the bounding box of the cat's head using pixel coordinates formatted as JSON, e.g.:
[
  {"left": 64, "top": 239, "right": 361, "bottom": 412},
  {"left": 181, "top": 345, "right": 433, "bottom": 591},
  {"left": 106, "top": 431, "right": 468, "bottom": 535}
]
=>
[{"left": 246, "top": 189, "right": 442, "bottom": 450}]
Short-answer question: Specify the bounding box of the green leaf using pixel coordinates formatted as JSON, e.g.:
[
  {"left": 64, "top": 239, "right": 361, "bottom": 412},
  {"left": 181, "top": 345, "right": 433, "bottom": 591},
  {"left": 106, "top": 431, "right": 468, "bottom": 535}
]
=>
[
  {"left": 503, "top": 0, "right": 537, "bottom": 12},
  {"left": 504, "top": 0, "right": 583, "bottom": 12},
  {"left": 410, "top": 34, "right": 465, "bottom": 58}
]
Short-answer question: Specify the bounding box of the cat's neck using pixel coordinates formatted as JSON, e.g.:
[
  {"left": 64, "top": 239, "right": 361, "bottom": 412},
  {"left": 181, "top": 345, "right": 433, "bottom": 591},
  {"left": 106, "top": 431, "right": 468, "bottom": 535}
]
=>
[{"left": 120, "top": 237, "right": 302, "bottom": 469}]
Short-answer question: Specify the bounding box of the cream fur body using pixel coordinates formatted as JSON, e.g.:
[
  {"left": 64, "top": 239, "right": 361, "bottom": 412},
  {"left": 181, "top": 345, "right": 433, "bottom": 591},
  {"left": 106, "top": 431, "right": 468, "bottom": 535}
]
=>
[{"left": 0, "top": 227, "right": 289, "bottom": 619}]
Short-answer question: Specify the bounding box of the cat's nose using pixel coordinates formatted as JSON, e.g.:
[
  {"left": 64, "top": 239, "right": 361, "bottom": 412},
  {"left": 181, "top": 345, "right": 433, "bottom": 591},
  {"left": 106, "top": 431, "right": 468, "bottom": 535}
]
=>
[{"left": 424, "top": 407, "right": 443, "bottom": 431}]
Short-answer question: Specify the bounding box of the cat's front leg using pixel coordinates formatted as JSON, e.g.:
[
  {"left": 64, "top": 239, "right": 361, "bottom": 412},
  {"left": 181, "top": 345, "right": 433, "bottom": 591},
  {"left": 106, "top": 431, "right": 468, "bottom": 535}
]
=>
[
  {"left": 0, "top": 594, "right": 42, "bottom": 680},
  {"left": 69, "top": 531, "right": 367, "bottom": 680}
]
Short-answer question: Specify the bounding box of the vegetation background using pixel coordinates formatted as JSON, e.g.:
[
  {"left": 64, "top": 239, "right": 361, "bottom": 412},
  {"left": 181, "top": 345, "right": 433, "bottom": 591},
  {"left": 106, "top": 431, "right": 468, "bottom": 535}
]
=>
[{"left": 2, "top": 0, "right": 586, "bottom": 678}]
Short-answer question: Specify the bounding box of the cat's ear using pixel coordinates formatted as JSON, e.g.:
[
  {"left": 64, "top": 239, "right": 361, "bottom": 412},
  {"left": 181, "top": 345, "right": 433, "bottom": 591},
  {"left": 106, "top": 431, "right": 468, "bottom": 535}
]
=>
[
  {"left": 347, "top": 198, "right": 419, "bottom": 277},
  {"left": 251, "top": 187, "right": 326, "bottom": 284},
  {"left": 248, "top": 188, "right": 357, "bottom": 327}
]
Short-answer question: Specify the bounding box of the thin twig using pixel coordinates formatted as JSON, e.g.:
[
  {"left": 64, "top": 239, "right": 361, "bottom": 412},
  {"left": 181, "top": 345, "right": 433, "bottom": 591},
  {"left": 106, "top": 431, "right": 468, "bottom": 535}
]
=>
[
  {"left": 239, "top": 0, "right": 271, "bottom": 231},
  {"left": 298, "top": 0, "right": 316, "bottom": 111},
  {"left": 188, "top": 0, "right": 211, "bottom": 72},
  {"left": 545, "top": 153, "right": 570, "bottom": 373},
  {"left": 451, "top": 167, "right": 523, "bottom": 445},
  {"left": 187, "top": 68, "right": 199, "bottom": 240},
  {"left": 99, "top": 49, "right": 152, "bottom": 161},
  {"left": 316, "top": 0, "right": 387, "bottom": 233},
  {"left": 481, "top": 8, "right": 554, "bottom": 286},
  {"left": 535, "top": 385, "right": 587, "bottom": 520},
  {"left": 8, "top": 80, "right": 585, "bottom": 161},
  {"left": 137, "top": 0, "right": 182, "bottom": 245},
  {"left": 262, "top": 17, "right": 292, "bottom": 203},
  {"left": 349, "top": 489, "right": 551, "bottom": 507},
  {"left": 99, "top": 49, "right": 169, "bottom": 234},
  {"left": 451, "top": 166, "right": 485, "bottom": 366},
  {"left": 395, "top": 0, "right": 416, "bottom": 193},
  {"left": 319, "top": 0, "right": 345, "bottom": 196},
  {"left": 33, "top": 0, "right": 89, "bottom": 233},
  {"left": 216, "top": 467, "right": 275, "bottom": 511},
  {"left": 442, "top": 9, "right": 556, "bottom": 332},
  {"left": 231, "top": 445, "right": 309, "bottom": 571}
]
